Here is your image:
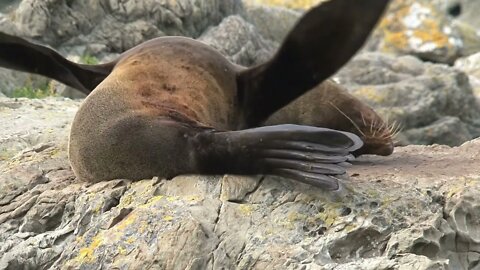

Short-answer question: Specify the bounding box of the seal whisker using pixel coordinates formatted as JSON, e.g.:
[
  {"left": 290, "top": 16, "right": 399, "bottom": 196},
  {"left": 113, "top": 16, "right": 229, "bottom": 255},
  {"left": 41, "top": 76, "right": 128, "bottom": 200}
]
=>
[
  {"left": 388, "top": 122, "right": 402, "bottom": 138},
  {"left": 328, "top": 101, "right": 365, "bottom": 137}
]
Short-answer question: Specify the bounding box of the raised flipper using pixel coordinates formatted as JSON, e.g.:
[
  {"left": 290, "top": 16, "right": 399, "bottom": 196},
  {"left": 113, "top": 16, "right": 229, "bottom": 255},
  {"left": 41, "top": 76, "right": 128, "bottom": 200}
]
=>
[
  {"left": 0, "top": 32, "right": 114, "bottom": 94},
  {"left": 192, "top": 124, "right": 363, "bottom": 190},
  {"left": 237, "top": 0, "right": 390, "bottom": 127}
]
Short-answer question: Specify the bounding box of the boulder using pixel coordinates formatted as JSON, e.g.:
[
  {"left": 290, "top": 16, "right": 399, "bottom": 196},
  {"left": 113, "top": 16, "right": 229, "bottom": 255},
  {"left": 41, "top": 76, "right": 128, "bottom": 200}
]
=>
[
  {"left": 366, "top": 0, "right": 480, "bottom": 64},
  {"left": 455, "top": 52, "right": 480, "bottom": 97},
  {"left": 433, "top": 0, "right": 480, "bottom": 29},
  {"left": 0, "top": 0, "right": 243, "bottom": 97},
  {"left": 199, "top": 15, "right": 277, "bottom": 67},
  {"left": 241, "top": 3, "right": 301, "bottom": 43}
]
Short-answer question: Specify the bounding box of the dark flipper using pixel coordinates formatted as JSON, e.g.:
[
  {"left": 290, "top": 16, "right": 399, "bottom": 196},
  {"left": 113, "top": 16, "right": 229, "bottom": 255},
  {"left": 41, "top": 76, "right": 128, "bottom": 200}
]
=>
[
  {"left": 237, "top": 0, "right": 390, "bottom": 127},
  {"left": 0, "top": 32, "right": 114, "bottom": 94},
  {"left": 192, "top": 124, "right": 363, "bottom": 190}
]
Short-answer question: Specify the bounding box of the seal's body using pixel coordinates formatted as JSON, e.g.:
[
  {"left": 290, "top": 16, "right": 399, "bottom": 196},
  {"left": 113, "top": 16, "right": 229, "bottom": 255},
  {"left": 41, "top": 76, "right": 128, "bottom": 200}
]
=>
[
  {"left": 0, "top": 0, "right": 390, "bottom": 190},
  {"left": 69, "top": 37, "right": 241, "bottom": 182}
]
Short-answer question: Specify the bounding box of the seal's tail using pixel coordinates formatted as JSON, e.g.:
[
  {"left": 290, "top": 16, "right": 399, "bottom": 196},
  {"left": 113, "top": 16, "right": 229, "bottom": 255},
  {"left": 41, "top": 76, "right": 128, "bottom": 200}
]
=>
[
  {"left": 237, "top": 0, "right": 390, "bottom": 127},
  {"left": 192, "top": 124, "right": 363, "bottom": 190},
  {"left": 0, "top": 31, "right": 113, "bottom": 94}
]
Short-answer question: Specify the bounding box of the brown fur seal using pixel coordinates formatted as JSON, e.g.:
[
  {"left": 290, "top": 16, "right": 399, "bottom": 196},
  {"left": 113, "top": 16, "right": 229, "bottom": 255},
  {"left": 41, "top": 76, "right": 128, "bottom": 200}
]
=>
[
  {"left": 265, "top": 80, "right": 396, "bottom": 156},
  {"left": 0, "top": 0, "right": 389, "bottom": 190}
]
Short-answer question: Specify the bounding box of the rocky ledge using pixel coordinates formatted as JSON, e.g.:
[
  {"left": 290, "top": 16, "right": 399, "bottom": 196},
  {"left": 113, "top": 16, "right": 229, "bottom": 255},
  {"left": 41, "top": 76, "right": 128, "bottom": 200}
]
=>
[{"left": 0, "top": 97, "right": 479, "bottom": 269}]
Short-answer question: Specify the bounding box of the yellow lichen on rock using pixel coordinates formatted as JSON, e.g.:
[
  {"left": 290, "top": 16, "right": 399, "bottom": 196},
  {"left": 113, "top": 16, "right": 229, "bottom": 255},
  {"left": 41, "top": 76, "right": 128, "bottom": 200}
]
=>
[
  {"left": 373, "top": 0, "right": 460, "bottom": 63},
  {"left": 239, "top": 204, "right": 255, "bottom": 216},
  {"left": 75, "top": 235, "right": 104, "bottom": 263},
  {"left": 163, "top": 215, "right": 174, "bottom": 221},
  {"left": 413, "top": 19, "right": 451, "bottom": 49}
]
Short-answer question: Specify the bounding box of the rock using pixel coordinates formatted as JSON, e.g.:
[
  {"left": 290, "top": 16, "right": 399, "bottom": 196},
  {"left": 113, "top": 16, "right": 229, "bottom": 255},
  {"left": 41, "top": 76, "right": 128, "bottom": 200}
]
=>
[
  {"left": 199, "top": 15, "right": 277, "bottom": 66},
  {"left": 334, "top": 52, "right": 480, "bottom": 146},
  {"left": 48, "top": 81, "right": 86, "bottom": 100},
  {"left": 8, "top": 0, "right": 242, "bottom": 50},
  {"left": 455, "top": 52, "right": 480, "bottom": 97},
  {"left": 433, "top": 0, "right": 480, "bottom": 29},
  {"left": 241, "top": 3, "right": 301, "bottom": 43},
  {"left": 0, "top": 97, "right": 81, "bottom": 165},
  {"left": 0, "top": 0, "right": 20, "bottom": 14},
  {"left": 0, "top": 0, "right": 243, "bottom": 98},
  {"left": 367, "top": 0, "right": 480, "bottom": 64},
  {"left": 1, "top": 98, "right": 480, "bottom": 268},
  {"left": 0, "top": 69, "right": 50, "bottom": 97}
]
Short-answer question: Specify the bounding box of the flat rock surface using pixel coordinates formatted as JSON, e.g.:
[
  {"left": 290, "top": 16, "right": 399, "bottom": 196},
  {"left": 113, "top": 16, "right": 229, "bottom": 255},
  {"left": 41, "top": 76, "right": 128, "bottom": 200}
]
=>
[{"left": 0, "top": 97, "right": 80, "bottom": 165}]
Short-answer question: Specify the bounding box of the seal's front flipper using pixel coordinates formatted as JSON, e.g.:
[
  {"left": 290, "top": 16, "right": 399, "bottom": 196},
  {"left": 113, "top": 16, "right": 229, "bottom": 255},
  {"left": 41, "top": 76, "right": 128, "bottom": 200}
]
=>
[
  {"left": 193, "top": 124, "right": 363, "bottom": 190},
  {"left": 0, "top": 32, "right": 114, "bottom": 94},
  {"left": 237, "top": 0, "right": 390, "bottom": 127}
]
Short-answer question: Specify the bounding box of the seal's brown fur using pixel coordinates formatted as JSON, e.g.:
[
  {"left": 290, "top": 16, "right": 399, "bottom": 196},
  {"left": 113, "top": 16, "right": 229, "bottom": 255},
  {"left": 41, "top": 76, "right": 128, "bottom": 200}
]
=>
[{"left": 68, "top": 37, "right": 241, "bottom": 181}]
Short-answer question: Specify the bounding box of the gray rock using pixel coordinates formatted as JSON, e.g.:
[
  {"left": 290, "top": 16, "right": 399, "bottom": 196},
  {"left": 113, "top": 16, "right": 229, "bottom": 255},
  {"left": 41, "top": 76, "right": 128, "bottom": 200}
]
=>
[
  {"left": 434, "top": 0, "right": 480, "bottom": 29},
  {"left": 455, "top": 51, "right": 480, "bottom": 97},
  {"left": 335, "top": 52, "right": 480, "bottom": 146},
  {"left": 1, "top": 98, "right": 480, "bottom": 269},
  {"left": 0, "top": 0, "right": 244, "bottom": 98},
  {"left": 0, "top": 97, "right": 81, "bottom": 165},
  {"left": 0, "top": 69, "right": 50, "bottom": 97},
  {"left": 241, "top": 3, "right": 301, "bottom": 43},
  {"left": 10, "top": 0, "right": 243, "bottom": 50},
  {"left": 0, "top": 0, "right": 19, "bottom": 14},
  {"left": 199, "top": 15, "right": 277, "bottom": 67}
]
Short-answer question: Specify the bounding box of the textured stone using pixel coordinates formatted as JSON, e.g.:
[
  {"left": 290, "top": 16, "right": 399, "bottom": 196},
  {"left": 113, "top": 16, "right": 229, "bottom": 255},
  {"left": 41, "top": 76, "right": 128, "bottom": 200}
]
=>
[
  {"left": 367, "top": 0, "right": 480, "bottom": 64},
  {"left": 241, "top": 3, "right": 301, "bottom": 43},
  {"left": 0, "top": 0, "right": 243, "bottom": 96},
  {"left": 0, "top": 69, "right": 50, "bottom": 97},
  {"left": 433, "top": 0, "right": 480, "bottom": 29},
  {"left": 455, "top": 52, "right": 480, "bottom": 97},
  {"left": 199, "top": 15, "right": 277, "bottom": 67},
  {"left": 0, "top": 97, "right": 80, "bottom": 165},
  {"left": 8, "top": 0, "right": 242, "bottom": 50},
  {"left": 1, "top": 107, "right": 480, "bottom": 268}
]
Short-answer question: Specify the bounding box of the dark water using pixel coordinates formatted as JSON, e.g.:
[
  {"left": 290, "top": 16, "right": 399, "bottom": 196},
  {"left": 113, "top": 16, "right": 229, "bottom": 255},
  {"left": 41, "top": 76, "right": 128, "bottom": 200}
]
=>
[{"left": 0, "top": 0, "right": 20, "bottom": 14}]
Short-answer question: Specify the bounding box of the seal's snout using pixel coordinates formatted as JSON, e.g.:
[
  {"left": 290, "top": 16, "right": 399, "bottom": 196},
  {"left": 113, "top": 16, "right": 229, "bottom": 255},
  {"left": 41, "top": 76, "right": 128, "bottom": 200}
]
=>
[
  {"left": 376, "top": 141, "right": 394, "bottom": 156},
  {"left": 353, "top": 140, "right": 394, "bottom": 157}
]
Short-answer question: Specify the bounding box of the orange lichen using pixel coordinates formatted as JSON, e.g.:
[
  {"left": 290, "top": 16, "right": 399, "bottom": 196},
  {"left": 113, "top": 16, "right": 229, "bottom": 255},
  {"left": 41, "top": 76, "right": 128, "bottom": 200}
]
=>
[
  {"left": 375, "top": 1, "right": 453, "bottom": 52},
  {"left": 412, "top": 19, "right": 451, "bottom": 48}
]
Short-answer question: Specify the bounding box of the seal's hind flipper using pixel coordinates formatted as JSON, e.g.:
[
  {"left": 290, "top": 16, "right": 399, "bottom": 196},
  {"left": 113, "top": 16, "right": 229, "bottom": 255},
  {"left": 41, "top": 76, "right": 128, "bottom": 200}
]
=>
[
  {"left": 0, "top": 32, "right": 114, "bottom": 94},
  {"left": 237, "top": 0, "right": 390, "bottom": 127},
  {"left": 193, "top": 124, "right": 363, "bottom": 190}
]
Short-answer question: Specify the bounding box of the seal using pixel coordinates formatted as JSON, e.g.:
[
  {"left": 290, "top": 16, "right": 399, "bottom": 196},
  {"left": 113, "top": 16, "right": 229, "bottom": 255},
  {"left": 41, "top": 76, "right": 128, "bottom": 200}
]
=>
[
  {"left": 265, "top": 80, "right": 396, "bottom": 157},
  {"left": 0, "top": 0, "right": 390, "bottom": 190}
]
